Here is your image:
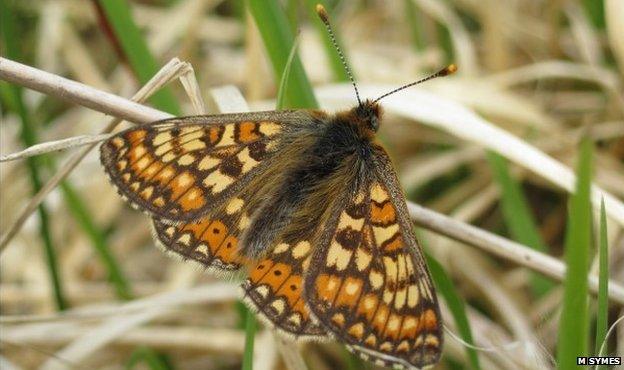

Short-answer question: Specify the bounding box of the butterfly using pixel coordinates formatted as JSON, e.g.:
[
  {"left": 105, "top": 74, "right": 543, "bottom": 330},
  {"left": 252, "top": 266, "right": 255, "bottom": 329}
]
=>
[{"left": 100, "top": 5, "right": 455, "bottom": 369}]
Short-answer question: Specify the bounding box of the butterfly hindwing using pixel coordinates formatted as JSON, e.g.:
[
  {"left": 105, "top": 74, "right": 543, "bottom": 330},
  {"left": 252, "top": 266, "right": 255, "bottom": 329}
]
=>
[
  {"left": 304, "top": 146, "right": 443, "bottom": 369},
  {"left": 241, "top": 239, "right": 327, "bottom": 340},
  {"left": 151, "top": 190, "right": 260, "bottom": 273},
  {"left": 100, "top": 112, "right": 304, "bottom": 222}
]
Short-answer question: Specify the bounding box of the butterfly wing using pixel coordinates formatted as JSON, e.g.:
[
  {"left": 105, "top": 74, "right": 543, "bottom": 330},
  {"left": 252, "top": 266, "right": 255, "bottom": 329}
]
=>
[
  {"left": 151, "top": 189, "right": 259, "bottom": 273},
  {"left": 304, "top": 146, "right": 443, "bottom": 369},
  {"left": 100, "top": 111, "right": 308, "bottom": 222},
  {"left": 241, "top": 238, "right": 328, "bottom": 340}
]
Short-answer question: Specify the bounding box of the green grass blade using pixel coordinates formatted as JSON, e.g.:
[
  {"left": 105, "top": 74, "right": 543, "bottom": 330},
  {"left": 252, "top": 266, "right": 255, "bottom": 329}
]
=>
[
  {"left": 126, "top": 346, "right": 173, "bottom": 370},
  {"left": 276, "top": 35, "right": 302, "bottom": 110},
  {"left": 96, "top": 0, "right": 181, "bottom": 115},
  {"left": 557, "top": 138, "right": 593, "bottom": 369},
  {"left": 426, "top": 252, "right": 481, "bottom": 370},
  {"left": 247, "top": 0, "right": 318, "bottom": 108},
  {"left": 1, "top": 0, "right": 68, "bottom": 311},
  {"left": 582, "top": 0, "right": 605, "bottom": 29},
  {"left": 242, "top": 307, "right": 257, "bottom": 370},
  {"left": 486, "top": 152, "right": 553, "bottom": 296},
  {"left": 304, "top": 0, "right": 351, "bottom": 82},
  {"left": 60, "top": 183, "right": 133, "bottom": 300},
  {"left": 404, "top": 0, "right": 427, "bottom": 51},
  {"left": 595, "top": 198, "right": 609, "bottom": 368}
]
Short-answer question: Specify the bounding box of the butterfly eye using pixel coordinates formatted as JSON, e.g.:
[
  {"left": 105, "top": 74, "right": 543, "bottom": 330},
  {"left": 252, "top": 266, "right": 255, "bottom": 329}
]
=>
[{"left": 369, "top": 116, "right": 379, "bottom": 131}]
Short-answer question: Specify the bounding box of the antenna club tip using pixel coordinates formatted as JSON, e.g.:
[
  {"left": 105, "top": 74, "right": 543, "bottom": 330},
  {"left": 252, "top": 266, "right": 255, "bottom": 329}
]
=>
[
  {"left": 441, "top": 64, "right": 458, "bottom": 76},
  {"left": 316, "top": 4, "right": 329, "bottom": 22}
]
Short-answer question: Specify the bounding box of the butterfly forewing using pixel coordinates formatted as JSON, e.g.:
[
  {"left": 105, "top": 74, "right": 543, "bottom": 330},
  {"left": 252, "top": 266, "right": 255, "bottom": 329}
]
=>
[
  {"left": 304, "top": 148, "right": 442, "bottom": 369},
  {"left": 100, "top": 113, "right": 298, "bottom": 222}
]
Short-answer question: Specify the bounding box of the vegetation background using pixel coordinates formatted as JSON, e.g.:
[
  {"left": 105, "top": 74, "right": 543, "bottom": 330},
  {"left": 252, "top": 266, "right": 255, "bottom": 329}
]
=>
[{"left": 0, "top": 0, "right": 623, "bottom": 369}]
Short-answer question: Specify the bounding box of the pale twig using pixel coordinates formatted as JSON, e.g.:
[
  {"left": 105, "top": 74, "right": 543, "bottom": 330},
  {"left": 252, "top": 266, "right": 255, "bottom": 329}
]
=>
[
  {"left": 274, "top": 336, "right": 308, "bottom": 370},
  {"left": 0, "top": 134, "right": 112, "bottom": 162},
  {"left": 0, "top": 58, "right": 188, "bottom": 252},
  {"left": 4, "top": 326, "right": 245, "bottom": 354},
  {"left": 0, "top": 57, "right": 171, "bottom": 124},
  {"left": 408, "top": 202, "right": 624, "bottom": 305}
]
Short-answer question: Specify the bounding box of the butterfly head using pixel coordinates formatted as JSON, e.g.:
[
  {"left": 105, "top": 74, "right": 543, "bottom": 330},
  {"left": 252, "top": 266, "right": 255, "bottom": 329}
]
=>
[{"left": 352, "top": 100, "right": 382, "bottom": 132}]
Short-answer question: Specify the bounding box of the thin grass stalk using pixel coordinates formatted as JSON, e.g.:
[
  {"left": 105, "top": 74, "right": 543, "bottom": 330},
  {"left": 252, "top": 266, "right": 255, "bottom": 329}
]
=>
[
  {"left": 247, "top": 0, "right": 317, "bottom": 108},
  {"left": 404, "top": 0, "right": 427, "bottom": 51},
  {"left": 2, "top": 2, "right": 133, "bottom": 302},
  {"left": 595, "top": 199, "right": 609, "bottom": 369},
  {"left": 242, "top": 308, "right": 258, "bottom": 370},
  {"left": 557, "top": 138, "right": 593, "bottom": 368},
  {"left": 1, "top": 0, "right": 67, "bottom": 311},
  {"left": 424, "top": 249, "right": 481, "bottom": 370},
  {"left": 95, "top": 0, "right": 181, "bottom": 115},
  {"left": 126, "top": 346, "right": 172, "bottom": 370},
  {"left": 486, "top": 152, "right": 553, "bottom": 297}
]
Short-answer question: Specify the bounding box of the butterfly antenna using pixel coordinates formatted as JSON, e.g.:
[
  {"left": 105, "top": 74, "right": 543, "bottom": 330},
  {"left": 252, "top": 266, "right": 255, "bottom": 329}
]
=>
[
  {"left": 373, "top": 64, "right": 458, "bottom": 103},
  {"left": 316, "top": 4, "right": 362, "bottom": 106}
]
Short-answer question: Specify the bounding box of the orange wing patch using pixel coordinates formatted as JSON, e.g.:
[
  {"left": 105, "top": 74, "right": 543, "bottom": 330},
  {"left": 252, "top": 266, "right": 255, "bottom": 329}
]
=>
[
  {"left": 242, "top": 240, "right": 327, "bottom": 340},
  {"left": 101, "top": 120, "right": 283, "bottom": 222},
  {"left": 304, "top": 179, "right": 442, "bottom": 369},
  {"left": 152, "top": 193, "right": 257, "bottom": 272}
]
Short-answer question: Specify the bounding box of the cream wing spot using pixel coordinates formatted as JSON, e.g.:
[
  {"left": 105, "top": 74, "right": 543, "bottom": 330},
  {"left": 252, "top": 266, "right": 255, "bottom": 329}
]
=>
[
  {"left": 177, "top": 233, "right": 191, "bottom": 246},
  {"left": 177, "top": 154, "right": 195, "bottom": 166},
  {"left": 369, "top": 270, "right": 383, "bottom": 290},
  {"left": 198, "top": 156, "right": 220, "bottom": 171},
  {"left": 162, "top": 152, "right": 176, "bottom": 163},
  {"left": 181, "top": 139, "right": 205, "bottom": 152},
  {"left": 152, "top": 132, "right": 172, "bottom": 146},
  {"left": 135, "top": 157, "right": 150, "bottom": 170},
  {"left": 154, "top": 142, "right": 173, "bottom": 156},
  {"left": 176, "top": 173, "right": 194, "bottom": 188},
  {"left": 394, "top": 288, "right": 407, "bottom": 309},
  {"left": 338, "top": 211, "right": 365, "bottom": 230},
  {"left": 195, "top": 243, "right": 209, "bottom": 256},
  {"left": 217, "top": 124, "right": 235, "bottom": 146},
  {"left": 383, "top": 257, "right": 398, "bottom": 283},
  {"left": 203, "top": 170, "right": 234, "bottom": 193},
  {"left": 226, "top": 198, "right": 244, "bottom": 215},
  {"left": 403, "top": 317, "right": 417, "bottom": 330},
  {"left": 254, "top": 285, "right": 270, "bottom": 299},
  {"left": 373, "top": 224, "right": 400, "bottom": 244},
  {"left": 355, "top": 248, "right": 372, "bottom": 271},
  {"left": 407, "top": 284, "right": 419, "bottom": 307},
  {"left": 270, "top": 298, "right": 286, "bottom": 315},
  {"left": 238, "top": 215, "right": 250, "bottom": 230},
  {"left": 258, "top": 122, "right": 281, "bottom": 136},
  {"left": 180, "top": 127, "right": 204, "bottom": 140},
  {"left": 132, "top": 145, "right": 147, "bottom": 157},
  {"left": 273, "top": 243, "right": 290, "bottom": 254},
  {"left": 140, "top": 186, "right": 154, "bottom": 200},
  {"left": 292, "top": 241, "right": 311, "bottom": 259},
  {"left": 237, "top": 147, "right": 259, "bottom": 173},
  {"left": 370, "top": 183, "right": 389, "bottom": 203},
  {"left": 117, "top": 160, "right": 128, "bottom": 170},
  {"left": 287, "top": 313, "right": 302, "bottom": 326},
  {"left": 111, "top": 137, "right": 124, "bottom": 148},
  {"left": 326, "top": 241, "right": 353, "bottom": 271},
  {"left": 345, "top": 281, "right": 361, "bottom": 296}
]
